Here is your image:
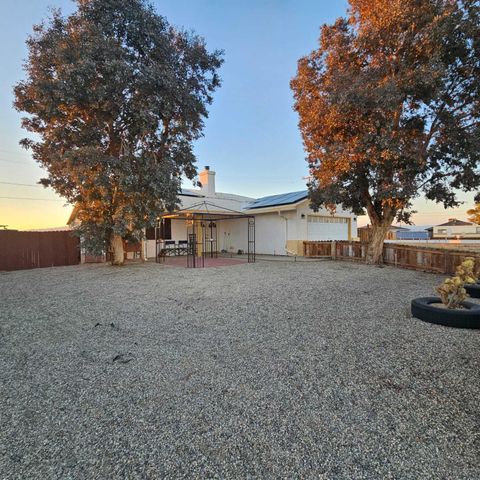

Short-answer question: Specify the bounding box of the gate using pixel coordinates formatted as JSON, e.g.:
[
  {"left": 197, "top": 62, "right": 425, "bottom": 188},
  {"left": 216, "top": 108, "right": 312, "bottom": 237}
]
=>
[{"left": 248, "top": 217, "right": 255, "bottom": 263}]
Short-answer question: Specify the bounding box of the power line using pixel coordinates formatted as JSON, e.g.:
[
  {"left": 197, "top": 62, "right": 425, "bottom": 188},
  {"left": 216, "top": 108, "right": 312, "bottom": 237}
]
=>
[
  {"left": 0, "top": 196, "right": 66, "bottom": 202},
  {"left": 411, "top": 211, "right": 469, "bottom": 216},
  {"left": 0, "top": 181, "right": 41, "bottom": 187},
  {"left": 0, "top": 148, "right": 33, "bottom": 158},
  {"left": 0, "top": 148, "right": 28, "bottom": 153},
  {"left": 0, "top": 158, "right": 32, "bottom": 165}
]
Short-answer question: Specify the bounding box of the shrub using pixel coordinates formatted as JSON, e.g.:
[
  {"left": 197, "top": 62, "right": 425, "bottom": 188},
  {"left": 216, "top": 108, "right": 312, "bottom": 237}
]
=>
[{"left": 436, "top": 258, "right": 477, "bottom": 309}]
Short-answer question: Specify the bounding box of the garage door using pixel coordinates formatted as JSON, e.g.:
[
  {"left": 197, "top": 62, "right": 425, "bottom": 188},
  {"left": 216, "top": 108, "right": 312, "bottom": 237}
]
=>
[{"left": 307, "top": 215, "right": 349, "bottom": 241}]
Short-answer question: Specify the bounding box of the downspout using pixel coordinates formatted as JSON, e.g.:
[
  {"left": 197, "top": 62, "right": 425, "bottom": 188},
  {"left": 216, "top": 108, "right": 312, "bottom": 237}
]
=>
[{"left": 279, "top": 211, "right": 288, "bottom": 255}]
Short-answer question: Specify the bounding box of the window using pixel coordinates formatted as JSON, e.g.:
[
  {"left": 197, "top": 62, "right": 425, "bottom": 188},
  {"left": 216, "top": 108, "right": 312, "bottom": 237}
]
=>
[
  {"left": 145, "top": 218, "right": 171, "bottom": 240},
  {"left": 307, "top": 215, "right": 348, "bottom": 224},
  {"left": 437, "top": 228, "right": 447, "bottom": 234},
  {"left": 145, "top": 227, "right": 156, "bottom": 240}
]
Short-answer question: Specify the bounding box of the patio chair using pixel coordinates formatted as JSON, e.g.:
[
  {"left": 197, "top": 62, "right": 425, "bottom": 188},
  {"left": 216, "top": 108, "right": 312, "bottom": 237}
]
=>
[
  {"left": 177, "top": 240, "right": 188, "bottom": 255},
  {"left": 163, "top": 240, "right": 176, "bottom": 256}
]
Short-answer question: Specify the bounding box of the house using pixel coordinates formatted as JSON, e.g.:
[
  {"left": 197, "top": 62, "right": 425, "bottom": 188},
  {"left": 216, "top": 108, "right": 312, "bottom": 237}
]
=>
[
  {"left": 144, "top": 166, "right": 357, "bottom": 258},
  {"left": 427, "top": 219, "right": 480, "bottom": 240},
  {"left": 69, "top": 166, "right": 358, "bottom": 260}
]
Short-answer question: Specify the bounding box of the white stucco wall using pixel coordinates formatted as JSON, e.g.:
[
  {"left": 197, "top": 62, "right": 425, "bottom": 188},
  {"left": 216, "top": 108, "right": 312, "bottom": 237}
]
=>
[
  {"left": 253, "top": 212, "right": 290, "bottom": 255},
  {"left": 144, "top": 219, "right": 188, "bottom": 258},
  {"left": 144, "top": 199, "right": 358, "bottom": 258},
  {"left": 217, "top": 218, "right": 249, "bottom": 253},
  {"left": 145, "top": 217, "right": 251, "bottom": 258},
  {"left": 171, "top": 219, "right": 188, "bottom": 240},
  {"left": 251, "top": 201, "right": 358, "bottom": 255}
]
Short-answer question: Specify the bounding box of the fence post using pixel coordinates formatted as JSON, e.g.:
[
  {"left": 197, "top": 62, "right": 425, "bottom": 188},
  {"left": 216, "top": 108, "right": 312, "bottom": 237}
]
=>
[{"left": 331, "top": 241, "right": 336, "bottom": 260}]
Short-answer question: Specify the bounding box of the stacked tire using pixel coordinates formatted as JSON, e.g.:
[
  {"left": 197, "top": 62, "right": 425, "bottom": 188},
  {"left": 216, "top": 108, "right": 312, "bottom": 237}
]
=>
[
  {"left": 465, "top": 282, "right": 480, "bottom": 299},
  {"left": 411, "top": 297, "right": 480, "bottom": 329}
]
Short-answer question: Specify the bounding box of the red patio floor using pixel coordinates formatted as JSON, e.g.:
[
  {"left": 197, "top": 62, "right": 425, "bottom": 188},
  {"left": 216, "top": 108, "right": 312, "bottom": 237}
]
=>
[{"left": 157, "top": 256, "right": 249, "bottom": 268}]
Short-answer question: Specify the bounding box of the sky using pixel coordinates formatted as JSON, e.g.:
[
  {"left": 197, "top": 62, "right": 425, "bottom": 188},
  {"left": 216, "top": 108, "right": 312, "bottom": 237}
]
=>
[{"left": 0, "top": 0, "right": 476, "bottom": 230}]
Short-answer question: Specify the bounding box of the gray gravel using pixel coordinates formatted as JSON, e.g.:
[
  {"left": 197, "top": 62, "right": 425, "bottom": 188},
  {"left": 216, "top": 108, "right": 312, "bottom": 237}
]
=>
[{"left": 0, "top": 260, "right": 479, "bottom": 479}]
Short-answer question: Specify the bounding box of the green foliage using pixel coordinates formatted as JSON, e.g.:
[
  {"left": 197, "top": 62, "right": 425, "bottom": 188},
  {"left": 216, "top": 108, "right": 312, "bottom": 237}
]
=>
[
  {"left": 14, "top": 0, "right": 223, "bottom": 253},
  {"left": 436, "top": 257, "right": 477, "bottom": 309},
  {"left": 291, "top": 0, "right": 480, "bottom": 262}
]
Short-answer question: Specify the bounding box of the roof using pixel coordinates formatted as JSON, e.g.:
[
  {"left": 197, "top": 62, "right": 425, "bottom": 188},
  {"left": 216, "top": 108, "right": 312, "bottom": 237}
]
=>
[
  {"left": 244, "top": 191, "right": 308, "bottom": 210},
  {"left": 179, "top": 189, "right": 204, "bottom": 198},
  {"left": 358, "top": 225, "right": 408, "bottom": 231},
  {"left": 67, "top": 188, "right": 207, "bottom": 225},
  {"left": 435, "top": 219, "right": 472, "bottom": 227},
  {"left": 67, "top": 188, "right": 308, "bottom": 225},
  {"left": 400, "top": 225, "right": 433, "bottom": 231},
  {"left": 25, "top": 226, "right": 74, "bottom": 232}
]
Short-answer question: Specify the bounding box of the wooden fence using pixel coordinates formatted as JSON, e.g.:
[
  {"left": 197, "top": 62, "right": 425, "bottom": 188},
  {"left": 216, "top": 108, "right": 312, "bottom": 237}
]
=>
[
  {"left": 303, "top": 240, "right": 480, "bottom": 275},
  {"left": 0, "top": 230, "right": 80, "bottom": 271},
  {"left": 303, "top": 241, "right": 333, "bottom": 257}
]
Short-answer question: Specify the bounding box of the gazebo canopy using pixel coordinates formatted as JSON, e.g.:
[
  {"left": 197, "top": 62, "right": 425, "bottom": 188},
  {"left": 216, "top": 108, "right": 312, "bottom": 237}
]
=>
[{"left": 157, "top": 201, "right": 255, "bottom": 221}]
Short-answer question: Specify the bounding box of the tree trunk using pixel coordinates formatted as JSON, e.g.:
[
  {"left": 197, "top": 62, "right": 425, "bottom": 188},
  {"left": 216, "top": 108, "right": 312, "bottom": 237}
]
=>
[
  {"left": 365, "top": 224, "right": 390, "bottom": 265},
  {"left": 110, "top": 234, "right": 125, "bottom": 265}
]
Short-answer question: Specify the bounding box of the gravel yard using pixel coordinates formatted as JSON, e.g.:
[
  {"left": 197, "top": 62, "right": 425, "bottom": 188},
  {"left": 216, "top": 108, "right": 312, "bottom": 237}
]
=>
[{"left": 1, "top": 260, "right": 479, "bottom": 479}]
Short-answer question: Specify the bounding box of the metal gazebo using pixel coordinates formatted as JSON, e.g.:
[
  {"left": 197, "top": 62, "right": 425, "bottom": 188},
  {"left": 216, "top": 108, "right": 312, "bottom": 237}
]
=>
[{"left": 155, "top": 201, "right": 255, "bottom": 268}]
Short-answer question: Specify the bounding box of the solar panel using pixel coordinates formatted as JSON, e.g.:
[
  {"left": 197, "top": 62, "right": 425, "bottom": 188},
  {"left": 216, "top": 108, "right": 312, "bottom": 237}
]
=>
[
  {"left": 245, "top": 190, "right": 308, "bottom": 209},
  {"left": 396, "top": 231, "right": 429, "bottom": 240},
  {"left": 180, "top": 189, "right": 204, "bottom": 198}
]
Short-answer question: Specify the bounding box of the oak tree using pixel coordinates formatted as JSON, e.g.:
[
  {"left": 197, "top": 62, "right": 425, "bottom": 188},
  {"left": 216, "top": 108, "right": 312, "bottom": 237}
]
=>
[
  {"left": 291, "top": 0, "right": 480, "bottom": 263},
  {"left": 14, "top": 0, "right": 223, "bottom": 264}
]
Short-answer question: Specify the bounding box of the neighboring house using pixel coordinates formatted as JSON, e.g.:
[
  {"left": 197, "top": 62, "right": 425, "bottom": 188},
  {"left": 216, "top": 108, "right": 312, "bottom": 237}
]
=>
[
  {"left": 427, "top": 219, "right": 480, "bottom": 240},
  {"left": 145, "top": 166, "right": 357, "bottom": 257}
]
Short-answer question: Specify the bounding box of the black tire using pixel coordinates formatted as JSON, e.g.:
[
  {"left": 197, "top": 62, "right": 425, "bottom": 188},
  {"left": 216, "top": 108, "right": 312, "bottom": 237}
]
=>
[
  {"left": 465, "top": 283, "right": 480, "bottom": 298},
  {"left": 411, "top": 297, "right": 480, "bottom": 329}
]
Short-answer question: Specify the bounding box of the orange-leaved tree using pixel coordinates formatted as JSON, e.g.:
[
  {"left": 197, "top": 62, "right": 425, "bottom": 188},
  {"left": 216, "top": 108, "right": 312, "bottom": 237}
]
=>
[
  {"left": 291, "top": 0, "right": 480, "bottom": 264},
  {"left": 467, "top": 204, "right": 480, "bottom": 224}
]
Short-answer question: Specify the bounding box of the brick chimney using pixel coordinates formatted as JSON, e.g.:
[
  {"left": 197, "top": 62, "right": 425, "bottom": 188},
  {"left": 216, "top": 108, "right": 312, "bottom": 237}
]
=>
[{"left": 199, "top": 166, "right": 216, "bottom": 197}]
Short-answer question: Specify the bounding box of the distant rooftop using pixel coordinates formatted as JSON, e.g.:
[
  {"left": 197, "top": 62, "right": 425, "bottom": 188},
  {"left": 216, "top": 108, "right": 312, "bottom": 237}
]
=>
[
  {"left": 359, "top": 225, "right": 409, "bottom": 231},
  {"left": 244, "top": 191, "right": 308, "bottom": 210},
  {"left": 398, "top": 225, "right": 433, "bottom": 232},
  {"left": 436, "top": 218, "right": 472, "bottom": 227},
  {"left": 25, "top": 226, "right": 73, "bottom": 232}
]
